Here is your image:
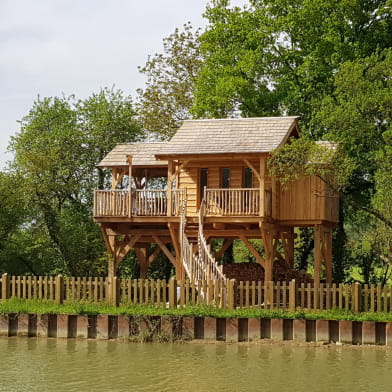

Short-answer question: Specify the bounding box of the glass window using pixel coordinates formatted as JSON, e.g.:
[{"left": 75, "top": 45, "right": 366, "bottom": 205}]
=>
[
  {"left": 200, "top": 168, "right": 208, "bottom": 201},
  {"left": 244, "top": 167, "right": 253, "bottom": 188},
  {"left": 221, "top": 168, "right": 230, "bottom": 189}
]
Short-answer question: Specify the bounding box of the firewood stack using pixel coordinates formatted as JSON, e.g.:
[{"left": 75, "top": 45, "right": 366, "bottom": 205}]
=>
[{"left": 222, "top": 261, "right": 313, "bottom": 284}]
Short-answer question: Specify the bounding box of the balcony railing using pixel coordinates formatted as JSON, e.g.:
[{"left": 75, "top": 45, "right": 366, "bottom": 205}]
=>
[
  {"left": 205, "top": 188, "right": 271, "bottom": 217},
  {"left": 93, "top": 189, "right": 185, "bottom": 217}
]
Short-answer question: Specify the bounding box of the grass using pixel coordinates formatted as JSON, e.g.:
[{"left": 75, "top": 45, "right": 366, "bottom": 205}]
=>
[{"left": 1, "top": 297, "right": 392, "bottom": 322}]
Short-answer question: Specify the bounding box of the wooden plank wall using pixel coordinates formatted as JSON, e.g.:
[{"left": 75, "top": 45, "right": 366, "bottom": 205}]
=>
[
  {"left": 279, "top": 176, "right": 338, "bottom": 223},
  {"left": 177, "top": 160, "right": 262, "bottom": 216},
  {"left": 178, "top": 167, "right": 198, "bottom": 215}
]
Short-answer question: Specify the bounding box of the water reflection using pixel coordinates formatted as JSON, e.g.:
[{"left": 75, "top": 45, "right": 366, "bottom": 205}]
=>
[{"left": 0, "top": 338, "right": 391, "bottom": 392}]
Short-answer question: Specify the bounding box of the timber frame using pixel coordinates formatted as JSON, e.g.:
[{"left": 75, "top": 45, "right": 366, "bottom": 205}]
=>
[{"left": 94, "top": 117, "right": 339, "bottom": 288}]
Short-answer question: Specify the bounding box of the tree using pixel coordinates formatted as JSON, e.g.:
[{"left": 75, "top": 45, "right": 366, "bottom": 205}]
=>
[
  {"left": 137, "top": 23, "right": 203, "bottom": 138},
  {"left": 193, "top": 0, "right": 392, "bottom": 121},
  {"left": 7, "top": 89, "right": 142, "bottom": 275}
]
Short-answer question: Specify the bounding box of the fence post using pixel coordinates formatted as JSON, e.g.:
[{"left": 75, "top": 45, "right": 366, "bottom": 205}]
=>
[
  {"left": 55, "top": 275, "right": 64, "bottom": 304},
  {"left": 227, "top": 279, "right": 236, "bottom": 310},
  {"left": 1, "top": 273, "right": 9, "bottom": 301},
  {"left": 353, "top": 282, "right": 361, "bottom": 313},
  {"left": 289, "top": 279, "right": 296, "bottom": 311},
  {"left": 112, "top": 277, "right": 120, "bottom": 306},
  {"left": 169, "top": 278, "right": 177, "bottom": 309}
]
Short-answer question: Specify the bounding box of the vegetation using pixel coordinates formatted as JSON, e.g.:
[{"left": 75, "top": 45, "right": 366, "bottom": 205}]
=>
[
  {"left": 2, "top": 297, "right": 392, "bottom": 323},
  {"left": 1, "top": 1, "right": 392, "bottom": 283}
]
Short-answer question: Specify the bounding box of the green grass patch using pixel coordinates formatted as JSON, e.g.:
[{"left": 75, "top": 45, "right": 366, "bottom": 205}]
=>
[{"left": 1, "top": 297, "right": 392, "bottom": 322}]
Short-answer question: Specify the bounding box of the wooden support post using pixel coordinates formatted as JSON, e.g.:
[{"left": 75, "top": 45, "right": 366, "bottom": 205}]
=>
[
  {"left": 314, "top": 225, "right": 322, "bottom": 286},
  {"left": 227, "top": 279, "right": 236, "bottom": 310},
  {"left": 353, "top": 282, "right": 361, "bottom": 313},
  {"left": 55, "top": 275, "right": 64, "bottom": 304},
  {"left": 167, "top": 160, "right": 173, "bottom": 216},
  {"left": 1, "top": 273, "right": 9, "bottom": 301},
  {"left": 325, "top": 227, "right": 333, "bottom": 284},
  {"left": 281, "top": 228, "right": 295, "bottom": 268},
  {"left": 259, "top": 157, "right": 265, "bottom": 217},
  {"left": 262, "top": 227, "right": 277, "bottom": 282},
  {"left": 289, "top": 279, "right": 296, "bottom": 311},
  {"left": 135, "top": 247, "right": 149, "bottom": 279},
  {"left": 107, "top": 255, "right": 116, "bottom": 305},
  {"left": 169, "top": 278, "right": 177, "bottom": 309},
  {"left": 112, "top": 277, "right": 120, "bottom": 306},
  {"left": 127, "top": 155, "right": 133, "bottom": 218}
]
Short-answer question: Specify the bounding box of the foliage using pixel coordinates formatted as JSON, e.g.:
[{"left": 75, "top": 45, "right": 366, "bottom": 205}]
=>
[
  {"left": 137, "top": 23, "right": 203, "bottom": 138},
  {"left": 3, "top": 297, "right": 392, "bottom": 322},
  {"left": 193, "top": 0, "right": 392, "bottom": 120},
  {"left": 3, "top": 88, "right": 142, "bottom": 276}
]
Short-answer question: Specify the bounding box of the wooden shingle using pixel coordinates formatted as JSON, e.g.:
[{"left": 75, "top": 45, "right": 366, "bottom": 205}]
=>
[
  {"left": 97, "top": 142, "right": 168, "bottom": 168},
  {"left": 155, "top": 117, "right": 299, "bottom": 156}
]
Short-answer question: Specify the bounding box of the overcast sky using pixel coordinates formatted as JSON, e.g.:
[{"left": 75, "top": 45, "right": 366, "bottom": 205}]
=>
[{"left": 0, "top": 0, "right": 247, "bottom": 169}]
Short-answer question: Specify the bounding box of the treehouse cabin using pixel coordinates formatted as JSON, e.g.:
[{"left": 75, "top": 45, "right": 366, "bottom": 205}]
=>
[{"left": 94, "top": 117, "right": 338, "bottom": 287}]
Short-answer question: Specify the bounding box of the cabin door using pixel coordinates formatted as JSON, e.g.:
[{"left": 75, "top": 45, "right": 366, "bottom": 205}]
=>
[{"left": 199, "top": 168, "right": 208, "bottom": 204}]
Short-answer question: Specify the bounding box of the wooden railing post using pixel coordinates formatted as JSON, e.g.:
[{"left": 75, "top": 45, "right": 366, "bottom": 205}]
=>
[
  {"left": 227, "top": 279, "right": 236, "bottom": 310},
  {"left": 55, "top": 275, "right": 64, "bottom": 304},
  {"left": 289, "top": 279, "right": 296, "bottom": 311},
  {"left": 1, "top": 273, "right": 9, "bottom": 301},
  {"left": 169, "top": 278, "right": 177, "bottom": 309}
]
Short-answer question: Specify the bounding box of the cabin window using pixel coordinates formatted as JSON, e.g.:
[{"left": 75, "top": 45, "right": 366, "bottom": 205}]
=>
[
  {"left": 200, "top": 168, "right": 208, "bottom": 201},
  {"left": 244, "top": 167, "right": 253, "bottom": 188},
  {"left": 221, "top": 168, "right": 230, "bottom": 189}
]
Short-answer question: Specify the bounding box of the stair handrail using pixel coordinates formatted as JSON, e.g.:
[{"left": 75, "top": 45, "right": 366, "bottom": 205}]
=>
[{"left": 198, "top": 199, "right": 227, "bottom": 283}]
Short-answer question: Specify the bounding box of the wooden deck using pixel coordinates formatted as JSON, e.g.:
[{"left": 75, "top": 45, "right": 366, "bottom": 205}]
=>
[{"left": 94, "top": 188, "right": 268, "bottom": 218}]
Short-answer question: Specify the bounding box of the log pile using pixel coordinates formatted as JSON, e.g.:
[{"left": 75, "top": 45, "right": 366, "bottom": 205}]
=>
[{"left": 222, "top": 261, "right": 313, "bottom": 284}]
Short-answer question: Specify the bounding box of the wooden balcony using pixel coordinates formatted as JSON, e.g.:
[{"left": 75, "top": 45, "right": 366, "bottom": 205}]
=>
[
  {"left": 93, "top": 189, "right": 185, "bottom": 218},
  {"left": 205, "top": 188, "right": 271, "bottom": 217}
]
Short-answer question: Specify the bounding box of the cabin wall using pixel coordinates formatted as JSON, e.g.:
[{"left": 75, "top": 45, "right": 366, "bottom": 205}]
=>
[
  {"left": 278, "top": 176, "right": 339, "bottom": 223},
  {"left": 177, "top": 159, "right": 264, "bottom": 216},
  {"left": 178, "top": 167, "right": 198, "bottom": 216}
]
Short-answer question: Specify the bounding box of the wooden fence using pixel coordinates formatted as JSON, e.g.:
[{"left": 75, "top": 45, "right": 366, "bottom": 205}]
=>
[{"left": 1, "top": 274, "right": 392, "bottom": 313}]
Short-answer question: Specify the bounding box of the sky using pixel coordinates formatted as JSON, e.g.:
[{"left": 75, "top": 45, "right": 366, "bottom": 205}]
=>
[{"left": 0, "top": 0, "right": 248, "bottom": 169}]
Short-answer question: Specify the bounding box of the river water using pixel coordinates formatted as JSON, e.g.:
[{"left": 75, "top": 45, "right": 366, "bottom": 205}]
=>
[{"left": 0, "top": 338, "right": 391, "bottom": 392}]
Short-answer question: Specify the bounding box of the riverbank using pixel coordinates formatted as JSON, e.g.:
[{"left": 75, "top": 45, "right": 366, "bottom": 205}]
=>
[{"left": 1, "top": 299, "right": 392, "bottom": 346}]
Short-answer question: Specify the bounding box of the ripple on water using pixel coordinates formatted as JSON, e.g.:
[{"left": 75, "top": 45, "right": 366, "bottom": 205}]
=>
[{"left": 0, "top": 339, "right": 391, "bottom": 392}]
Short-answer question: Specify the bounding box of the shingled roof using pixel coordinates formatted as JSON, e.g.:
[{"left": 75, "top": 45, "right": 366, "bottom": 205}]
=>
[
  {"left": 155, "top": 117, "right": 300, "bottom": 156},
  {"left": 97, "top": 142, "right": 168, "bottom": 168}
]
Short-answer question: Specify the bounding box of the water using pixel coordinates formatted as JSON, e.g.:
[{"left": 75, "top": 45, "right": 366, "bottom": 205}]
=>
[{"left": 0, "top": 338, "right": 391, "bottom": 392}]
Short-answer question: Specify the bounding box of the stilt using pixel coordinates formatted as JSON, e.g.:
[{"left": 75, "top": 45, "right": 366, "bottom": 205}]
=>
[{"left": 135, "top": 246, "right": 149, "bottom": 279}]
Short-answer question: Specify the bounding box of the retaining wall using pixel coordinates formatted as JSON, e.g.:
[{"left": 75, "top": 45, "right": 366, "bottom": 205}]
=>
[{"left": 0, "top": 314, "right": 391, "bottom": 346}]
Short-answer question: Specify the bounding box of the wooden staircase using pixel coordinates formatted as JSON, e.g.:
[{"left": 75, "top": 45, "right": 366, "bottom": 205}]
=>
[{"left": 180, "top": 197, "right": 227, "bottom": 285}]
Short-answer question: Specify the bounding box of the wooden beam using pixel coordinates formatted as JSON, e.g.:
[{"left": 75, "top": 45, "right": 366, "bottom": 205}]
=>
[
  {"left": 240, "top": 236, "right": 266, "bottom": 268},
  {"left": 214, "top": 239, "right": 234, "bottom": 262},
  {"left": 152, "top": 235, "right": 177, "bottom": 267},
  {"left": 115, "top": 234, "right": 141, "bottom": 267},
  {"left": 100, "top": 225, "right": 114, "bottom": 255},
  {"left": 243, "top": 159, "right": 262, "bottom": 184},
  {"left": 148, "top": 246, "right": 162, "bottom": 264},
  {"left": 169, "top": 160, "right": 190, "bottom": 184}
]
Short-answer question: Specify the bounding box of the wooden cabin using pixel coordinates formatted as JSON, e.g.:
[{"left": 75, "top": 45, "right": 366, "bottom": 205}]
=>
[{"left": 94, "top": 117, "right": 338, "bottom": 286}]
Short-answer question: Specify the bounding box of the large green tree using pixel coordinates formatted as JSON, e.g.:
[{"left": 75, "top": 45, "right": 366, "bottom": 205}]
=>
[
  {"left": 137, "top": 23, "right": 203, "bottom": 138},
  {"left": 193, "top": 0, "right": 392, "bottom": 121},
  {"left": 6, "top": 88, "right": 142, "bottom": 276}
]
